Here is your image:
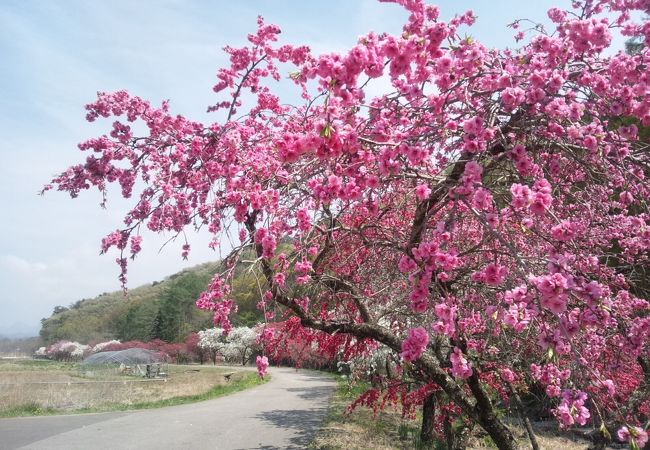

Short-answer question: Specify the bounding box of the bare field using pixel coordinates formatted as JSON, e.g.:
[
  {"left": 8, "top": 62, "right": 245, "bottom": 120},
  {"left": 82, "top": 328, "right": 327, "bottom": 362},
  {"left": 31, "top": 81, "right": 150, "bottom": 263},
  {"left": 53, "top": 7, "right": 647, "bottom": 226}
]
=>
[{"left": 0, "top": 360, "right": 250, "bottom": 414}]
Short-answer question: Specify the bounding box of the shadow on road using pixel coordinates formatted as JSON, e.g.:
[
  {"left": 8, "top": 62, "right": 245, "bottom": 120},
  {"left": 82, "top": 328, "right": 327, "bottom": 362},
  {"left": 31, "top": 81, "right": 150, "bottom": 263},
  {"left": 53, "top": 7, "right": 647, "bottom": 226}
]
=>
[
  {"left": 285, "top": 385, "right": 334, "bottom": 401},
  {"left": 254, "top": 407, "right": 328, "bottom": 449}
]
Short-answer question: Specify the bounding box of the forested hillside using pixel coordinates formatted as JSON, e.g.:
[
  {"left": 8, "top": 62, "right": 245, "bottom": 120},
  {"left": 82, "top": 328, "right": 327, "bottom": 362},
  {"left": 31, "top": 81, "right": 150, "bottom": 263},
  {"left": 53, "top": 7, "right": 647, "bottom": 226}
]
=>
[{"left": 39, "top": 261, "right": 264, "bottom": 345}]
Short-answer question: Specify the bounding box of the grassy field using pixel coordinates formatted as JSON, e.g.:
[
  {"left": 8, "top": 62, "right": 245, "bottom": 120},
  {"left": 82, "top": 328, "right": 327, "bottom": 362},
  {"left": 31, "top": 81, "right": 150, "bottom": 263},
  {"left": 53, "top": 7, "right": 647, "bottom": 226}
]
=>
[
  {"left": 0, "top": 359, "right": 266, "bottom": 417},
  {"left": 310, "top": 376, "right": 597, "bottom": 450}
]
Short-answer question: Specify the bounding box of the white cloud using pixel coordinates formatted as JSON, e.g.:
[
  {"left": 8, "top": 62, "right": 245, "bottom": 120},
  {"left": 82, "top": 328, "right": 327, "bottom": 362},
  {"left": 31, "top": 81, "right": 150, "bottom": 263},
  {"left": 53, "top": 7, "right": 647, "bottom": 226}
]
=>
[{"left": 0, "top": 255, "right": 48, "bottom": 273}]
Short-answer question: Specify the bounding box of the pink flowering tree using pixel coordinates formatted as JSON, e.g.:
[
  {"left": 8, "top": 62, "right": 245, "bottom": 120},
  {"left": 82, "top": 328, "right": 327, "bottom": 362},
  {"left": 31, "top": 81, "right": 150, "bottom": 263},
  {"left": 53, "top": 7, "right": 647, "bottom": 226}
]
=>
[{"left": 46, "top": 0, "right": 650, "bottom": 448}]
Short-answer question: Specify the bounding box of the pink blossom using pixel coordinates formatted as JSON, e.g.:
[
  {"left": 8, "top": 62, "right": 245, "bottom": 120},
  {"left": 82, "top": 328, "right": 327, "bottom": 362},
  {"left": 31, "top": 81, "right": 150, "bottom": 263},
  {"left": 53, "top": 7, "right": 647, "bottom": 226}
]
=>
[
  {"left": 531, "top": 273, "right": 570, "bottom": 314},
  {"left": 256, "top": 355, "right": 269, "bottom": 378},
  {"left": 503, "top": 302, "right": 532, "bottom": 331},
  {"left": 554, "top": 390, "right": 590, "bottom": 427},
  {"left": 472, "top": 187, "right": 493, "bottom": 210},
  {"left": 398, "top": 254, "right": 418, "bottom": 273},
  {"left": 410, "top": 287, "right": 429, "bottom": 313},
  {"left": 483, "top": 263, "right": 508, "bottom": 286},
  {"left": 530, "top": 192, "right": 552, "bottom": 215},
  {"left": 600, "top": 379, "right": 615, "bottom": 396},
  {"left": 400, "top": 327, "right": 429, "bottom": 362},
  {"left": 433, "top": 303, "right": 457, "bottom": 337},
  {"left": 462, "top": 116, "right": 484, "bottom": 135},
  {"left": 501, "top": 368, "right": 516, "bottom": 383},
  {"left": 415, "top": 184, "right": 431, "bottom": 201},
  {"left": 450, "top": 347, "right": 473, "bottom": 379},
  {"left": 551, "top": 221, "right": 579, "bottom": 241},
  {"left": 510, "top": 183, "right": 532, "bottom": 209},
  {"left": 618, "top": 426, "right": 648, "bottom": 448},
  {"left": 274, "top": 272, "right": 286, "bottom": 287},
  {"left": 296, "top": 208, "right": 312, "bottom": 232}
]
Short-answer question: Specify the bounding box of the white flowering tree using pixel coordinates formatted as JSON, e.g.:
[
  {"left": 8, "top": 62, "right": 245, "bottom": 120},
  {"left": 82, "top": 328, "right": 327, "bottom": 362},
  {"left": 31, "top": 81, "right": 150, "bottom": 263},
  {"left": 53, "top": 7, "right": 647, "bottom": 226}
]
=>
[
  {"left": 199, "top": 327, "right": 259, "bottom": 365},
  {"left": 223, "top": 327, "right": 259, "bottom": 366},
  {"left": 198, "top": 328, "right": 225, "bottom": 365},
  {"left": 91, "top": 340, "right": 121, "bottom": 353}
]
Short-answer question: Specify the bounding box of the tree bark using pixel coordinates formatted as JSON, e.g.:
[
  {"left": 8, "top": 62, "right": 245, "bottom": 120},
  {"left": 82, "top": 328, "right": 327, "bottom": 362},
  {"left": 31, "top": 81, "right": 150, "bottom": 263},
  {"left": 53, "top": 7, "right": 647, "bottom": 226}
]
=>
[
  {"left": 443, "top": 416, "right": 473, "bottom": 450},
  {"left": 466, "top": 371, "right": 519, "bottom": 450},
  {"left": 420, "top": 392, "right": 437, "bottom": 447},
  {"left": 509, "top": 384, "right": 539, "bottom": 450}
]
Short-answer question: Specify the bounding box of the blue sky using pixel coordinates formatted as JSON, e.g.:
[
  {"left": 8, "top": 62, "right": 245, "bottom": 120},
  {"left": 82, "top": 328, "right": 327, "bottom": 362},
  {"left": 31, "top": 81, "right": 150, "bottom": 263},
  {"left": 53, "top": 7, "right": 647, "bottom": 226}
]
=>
[{"left": 0, "top": 0, "right": 628, "bottom": 337}]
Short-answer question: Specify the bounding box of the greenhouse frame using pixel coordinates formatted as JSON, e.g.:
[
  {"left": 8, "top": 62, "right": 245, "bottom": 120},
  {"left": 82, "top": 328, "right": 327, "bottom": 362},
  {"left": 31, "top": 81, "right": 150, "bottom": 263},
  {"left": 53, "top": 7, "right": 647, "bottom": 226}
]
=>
[{"left": 81, "top": 348, "right": 168, "bottom": 378}]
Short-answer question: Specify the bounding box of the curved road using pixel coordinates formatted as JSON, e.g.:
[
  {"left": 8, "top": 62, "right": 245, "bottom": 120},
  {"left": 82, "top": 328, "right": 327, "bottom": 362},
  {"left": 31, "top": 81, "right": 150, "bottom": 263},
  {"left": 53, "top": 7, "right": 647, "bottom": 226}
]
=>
[{"left": 0, "top": 368, "right": 335, "bottom": 450}]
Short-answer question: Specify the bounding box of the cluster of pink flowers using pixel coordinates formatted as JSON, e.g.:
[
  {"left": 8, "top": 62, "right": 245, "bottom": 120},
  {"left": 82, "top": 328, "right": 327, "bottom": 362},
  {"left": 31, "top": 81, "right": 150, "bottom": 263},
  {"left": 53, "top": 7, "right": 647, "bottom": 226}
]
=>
[
  {"left": 554, "top": 389, "right": 590, "bottom": 428},
  {"left": 531, "top": 363, "right": 571, "bottom": 398},
  {"left": 196, "top": 275, "right": 237, "bottom": 334},
  {"left": 433, "top": 302, "right": 457, "bottom": 337},
  {"left": 398, "top": 254, "right": 418, "bottom": 273},
  {"left": 502, "top": 285, "right": 535, "bottom": 332},
  {"left": 101, "top": 230, "right": 129, "bottom": 253},
  {"left": 415, "top": 184, "right": 431, "bottom": 201},
  {"left": 255, "top": 228, "right": 277, "bottom": 260},
  {"left": 256, "top": 355, "right": 269, "bottom": 378},
  {"left": 454, "top": 161, "right": 483, "bottom": 197},
  {"left": 550, "top": 221, "right": 580, "bottom": 242},
  {"left": 530, "top": 272, "right": 572, "bottom": 315},
  {"left": 450, "top": 347, "right": 473, "bottom": 379},
  {"left": 400, "top": 327, "right": 429, "bottom": 362},
  {"left": 509, "top": 144, "right": 540, "bottom": 177},
  {"left": 472, "top": 263, "right": 508, "bottom": 286},
  {"left": 295, "top": 260, "right": 312, "bottom": 284},
  {"left": 561, "top": 17, "right": 612, "bottom": 54},
  {"left": 617, "top": 426, "right": 649, "bottom": 449},
  {"left": 530, "top": 178, "right": 553, "bottom": 216}
]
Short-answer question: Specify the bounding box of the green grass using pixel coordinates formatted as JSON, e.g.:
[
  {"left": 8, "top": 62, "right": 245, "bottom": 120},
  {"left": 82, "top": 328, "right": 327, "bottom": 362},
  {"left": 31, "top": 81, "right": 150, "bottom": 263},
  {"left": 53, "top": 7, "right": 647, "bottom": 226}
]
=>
[
  {"left": 0, "top": 402, "right": 57, "bottom": 417},
  {"left": 0, "top": 359, "right": 75, "bottom": 372},
  {"left": 0, "top": 371, "right": 269, "bottom": 418}
]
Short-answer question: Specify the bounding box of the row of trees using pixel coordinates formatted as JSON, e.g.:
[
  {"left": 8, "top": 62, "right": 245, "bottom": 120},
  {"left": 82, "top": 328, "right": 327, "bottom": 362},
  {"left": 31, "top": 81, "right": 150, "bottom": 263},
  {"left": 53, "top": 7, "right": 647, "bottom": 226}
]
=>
[
  {"left": 37, "top": 325, "right": 262, "bottom": 365},
  {"left": 48, "top": 0, "right": 650, "bottom": 448}
]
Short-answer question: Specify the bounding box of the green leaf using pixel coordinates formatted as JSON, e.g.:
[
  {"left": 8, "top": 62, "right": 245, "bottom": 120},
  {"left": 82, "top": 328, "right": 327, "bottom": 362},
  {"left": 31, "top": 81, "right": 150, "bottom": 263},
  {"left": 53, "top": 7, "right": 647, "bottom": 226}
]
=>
[{"left": 320, "top": 123, "right": 333, "bottom": 138}]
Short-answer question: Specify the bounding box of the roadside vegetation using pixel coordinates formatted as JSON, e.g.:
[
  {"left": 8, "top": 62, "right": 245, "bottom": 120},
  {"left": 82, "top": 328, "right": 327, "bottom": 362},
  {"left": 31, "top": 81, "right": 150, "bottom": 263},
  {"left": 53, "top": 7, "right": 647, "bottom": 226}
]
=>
[
  {"left": 310, "top": 375, "right": 599, "bottom": 450},
  {"left": 310, "top": 375, "right": 424, "bottom": 450}
]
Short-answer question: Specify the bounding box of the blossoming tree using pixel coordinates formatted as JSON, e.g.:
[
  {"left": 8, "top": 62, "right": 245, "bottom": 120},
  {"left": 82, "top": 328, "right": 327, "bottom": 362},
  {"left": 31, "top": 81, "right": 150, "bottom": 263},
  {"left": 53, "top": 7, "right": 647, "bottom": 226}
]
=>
[
  {"left": 46, "top": 0, "right": 650, "bottom": 448},
  {"left": 197, "top": 327, "right": 225, "bottom": 364}
]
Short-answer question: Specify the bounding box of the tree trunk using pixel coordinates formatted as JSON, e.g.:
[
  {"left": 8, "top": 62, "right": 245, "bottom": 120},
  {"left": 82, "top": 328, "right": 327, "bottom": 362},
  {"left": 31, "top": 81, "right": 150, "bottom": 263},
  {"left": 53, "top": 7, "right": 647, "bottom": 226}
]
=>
[
  {"left": 509, "top": 384, "right": 539, "bottom": 450},
  {"left": 420, "top": 392, "right": 436, "bottom": 447},
  {"left": 443, "top": 416, "right": 472, "bottom": 450},
  {"left": 466, "top": 371, "right": 519, "bottom": 450}
]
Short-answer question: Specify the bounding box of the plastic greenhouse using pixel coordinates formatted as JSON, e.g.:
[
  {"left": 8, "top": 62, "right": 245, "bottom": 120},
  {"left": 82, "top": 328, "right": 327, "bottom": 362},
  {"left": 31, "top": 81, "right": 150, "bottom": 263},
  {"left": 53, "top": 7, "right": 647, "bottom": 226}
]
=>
[{"left": 81, "top": 348, "right": 168, "bottom": 378}]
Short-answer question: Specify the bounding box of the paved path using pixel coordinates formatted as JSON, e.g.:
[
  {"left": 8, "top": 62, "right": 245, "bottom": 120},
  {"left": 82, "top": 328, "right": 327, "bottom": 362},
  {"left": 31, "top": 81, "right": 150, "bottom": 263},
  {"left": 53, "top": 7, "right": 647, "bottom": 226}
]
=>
[{"left": 0, "top": 368, "right": 335, "bottom": 450}]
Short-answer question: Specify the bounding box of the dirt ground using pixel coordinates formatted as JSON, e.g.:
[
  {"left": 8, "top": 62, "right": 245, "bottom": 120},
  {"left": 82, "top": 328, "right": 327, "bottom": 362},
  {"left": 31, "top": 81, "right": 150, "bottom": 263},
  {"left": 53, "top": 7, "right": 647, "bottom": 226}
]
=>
[{"left": 0, "top": 359, "right": 243, "bottom": 412}]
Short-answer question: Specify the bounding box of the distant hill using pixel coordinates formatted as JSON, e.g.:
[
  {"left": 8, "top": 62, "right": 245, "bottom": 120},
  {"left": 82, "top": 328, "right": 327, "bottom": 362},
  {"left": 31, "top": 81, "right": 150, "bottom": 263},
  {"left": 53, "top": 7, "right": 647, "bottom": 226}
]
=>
[
  {"left": 39, "top": 260, "right": 264, "bottom": 345},
  {"left": 0, "top": 336, "right": 41, "bottom": 355},
  {"left": 0, "top": 322, "right": 40, "bottom": 339}
]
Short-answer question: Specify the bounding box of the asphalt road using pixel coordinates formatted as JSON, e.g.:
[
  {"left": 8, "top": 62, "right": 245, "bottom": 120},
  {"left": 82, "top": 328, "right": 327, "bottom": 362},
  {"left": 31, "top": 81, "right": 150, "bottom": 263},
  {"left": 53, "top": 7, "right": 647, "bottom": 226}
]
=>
[{"left": 0, "top": 367, "right": 335, "bottom": 450}]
